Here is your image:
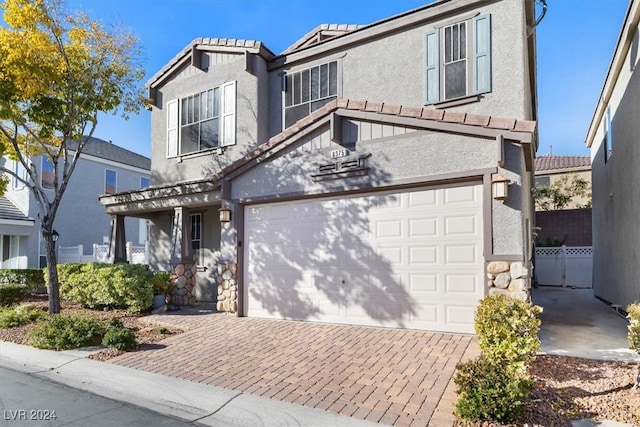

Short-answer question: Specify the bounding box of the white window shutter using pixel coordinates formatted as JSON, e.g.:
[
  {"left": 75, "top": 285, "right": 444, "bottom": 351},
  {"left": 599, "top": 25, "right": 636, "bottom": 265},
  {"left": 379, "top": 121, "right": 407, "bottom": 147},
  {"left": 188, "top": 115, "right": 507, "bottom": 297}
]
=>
[
  {"left": 424, "top": 30, "right": 440, "bottom": 104},
  {"left": 221, "top": 81, "right": 236, "bottom": 147},
  {"left": 167, "top": 99, "right": 179, "bottom": 157},
  {"left": 473, "top": 14, "right": 492, "bottom": 94}
]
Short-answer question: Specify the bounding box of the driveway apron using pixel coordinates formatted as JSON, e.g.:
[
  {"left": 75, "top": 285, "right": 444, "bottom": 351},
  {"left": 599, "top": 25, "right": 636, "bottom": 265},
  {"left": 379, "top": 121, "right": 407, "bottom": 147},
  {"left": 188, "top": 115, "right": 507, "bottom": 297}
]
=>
[{"left": 108, "top": 307, "right": 478, "bottom": 426}]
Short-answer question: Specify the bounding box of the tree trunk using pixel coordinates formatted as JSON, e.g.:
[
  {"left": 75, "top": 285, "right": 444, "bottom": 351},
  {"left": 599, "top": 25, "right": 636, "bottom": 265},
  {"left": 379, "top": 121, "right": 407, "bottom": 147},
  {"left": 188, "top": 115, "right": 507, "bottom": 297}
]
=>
[{"left": 43, "top": 230, "right": 61, "bottom": 314}]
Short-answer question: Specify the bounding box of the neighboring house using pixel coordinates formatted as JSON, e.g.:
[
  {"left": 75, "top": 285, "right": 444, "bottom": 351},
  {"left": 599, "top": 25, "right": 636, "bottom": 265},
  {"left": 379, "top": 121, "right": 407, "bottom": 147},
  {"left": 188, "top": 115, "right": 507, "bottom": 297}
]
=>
[
  {"left": 585, "top": 0, "right": 640, "bottom": 309},
  {"left": 534, "top": 154, "right": 591, "bottom": 209},
  {"left": 533, "top": 155, "right": 592, "bottom": 246},
  {"left": 101, "top": 0, "right": 539, "bottom": 333},
  {"left": 0, "top": 137, "right": 151, "bottom": 268}
]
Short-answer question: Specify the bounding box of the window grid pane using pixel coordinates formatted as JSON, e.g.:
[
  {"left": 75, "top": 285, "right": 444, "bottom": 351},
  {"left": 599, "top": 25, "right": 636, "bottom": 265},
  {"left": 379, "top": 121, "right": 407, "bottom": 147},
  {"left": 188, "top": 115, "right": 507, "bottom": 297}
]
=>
[{"left": 284, "top": 61, "right": 338, "bottom": 128}]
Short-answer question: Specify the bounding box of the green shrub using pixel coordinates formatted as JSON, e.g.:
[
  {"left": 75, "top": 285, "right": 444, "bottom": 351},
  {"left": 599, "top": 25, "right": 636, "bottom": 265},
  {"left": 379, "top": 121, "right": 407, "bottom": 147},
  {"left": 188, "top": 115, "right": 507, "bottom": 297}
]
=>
[
  {"left": 0, "top": 304, "right": 47, "bottom": 328},
  {"left": 627, "top": 303, "right": 640, "bottom": 352},
  {"left": 0, "top": 284, "right": 29, "bottom": 306},
  {"left": 102, "top": 326, "right": 137, "bottom": 351},
  {"left": 454, "top": 356, "right": 532, "bottom": 423},
  {"left": 0, "top": 269, "right": 45, "bottom": 294},
  {"left": 28, "top": 314, "right": 106, "bottom": 350},
  {"left": 474, "top": 294, "right": 542, "bottom": 374},
  {"left": 53, "top": 263, "right": 154, "bottom": 312},
  {"left": 152, "top": 272, "right": 173, "bottom": 295}
]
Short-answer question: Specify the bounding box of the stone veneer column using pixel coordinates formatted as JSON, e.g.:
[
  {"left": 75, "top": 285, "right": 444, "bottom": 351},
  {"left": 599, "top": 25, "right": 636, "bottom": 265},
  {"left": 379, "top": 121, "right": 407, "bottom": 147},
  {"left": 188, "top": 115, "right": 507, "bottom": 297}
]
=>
[
  {"left": 169, "top": 262, "right": 197, "bottom": 306},
  {"left": 216, "top": 263, "right": 238, "bottom": 313},
  {"left": 486, "top": 261, "right": 531, "bottom": 301}
]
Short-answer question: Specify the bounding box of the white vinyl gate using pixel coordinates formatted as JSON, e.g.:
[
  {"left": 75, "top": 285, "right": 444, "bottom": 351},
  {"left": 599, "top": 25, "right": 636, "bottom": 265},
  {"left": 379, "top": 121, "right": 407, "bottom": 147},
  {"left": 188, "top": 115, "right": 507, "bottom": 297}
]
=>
[{"left": 534, "top": 246, "right": 592, "bottom": 288}]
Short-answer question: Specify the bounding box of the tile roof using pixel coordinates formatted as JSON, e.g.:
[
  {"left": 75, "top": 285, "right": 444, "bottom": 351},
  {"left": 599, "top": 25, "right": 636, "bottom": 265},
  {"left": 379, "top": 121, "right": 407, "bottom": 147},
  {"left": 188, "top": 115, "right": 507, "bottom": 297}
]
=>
[
  {"left": 283, "top": 24, "right": 365, "bottom": 54},
  {"left": 219, "top": 98, "right": 537, "bottom": 181},
  {"left": 534, "top": 155, "right": 591, "bottom": 172},
  {"left": 0, "top": 196, "right": 32, "bottom": 222},
  {"left": 147, "top": 38, "right": 273, "bottom": 88},
  {"left": 68, "top": 137, "right": 150, "bottom": 171},
  {"left": 268, "top": 98, "right": 537, "bottom": 146}
]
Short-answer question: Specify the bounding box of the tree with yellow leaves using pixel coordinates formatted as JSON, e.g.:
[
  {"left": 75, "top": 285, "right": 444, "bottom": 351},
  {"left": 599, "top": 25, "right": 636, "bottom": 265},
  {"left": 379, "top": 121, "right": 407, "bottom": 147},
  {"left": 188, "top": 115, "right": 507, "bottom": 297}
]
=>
[{"left": 0, "top": 0, "right": 145, "bottom": 313}]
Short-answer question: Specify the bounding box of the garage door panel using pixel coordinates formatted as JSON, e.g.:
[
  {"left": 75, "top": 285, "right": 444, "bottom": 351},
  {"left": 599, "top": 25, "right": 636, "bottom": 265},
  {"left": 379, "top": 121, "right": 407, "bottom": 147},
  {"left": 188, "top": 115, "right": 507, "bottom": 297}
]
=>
[
  {"left": 445, "top": 245, "right": 479, "bottom": 264},
  {"left": 445, "top": 274, "right": 481, "bottom": 294},
  {"left": 245, "top": 183, "right": 484, "bottom": 333},
  {"left": 409, "top": 274, "right": 439, "bottom": 293},
  {"left": 445, "top": 215, "right": 478, "bottom": 235},
  {"left": 444, "top": 185, "right": 479, "bottom": 203},
  {"left": 408, "top": 217, "right": 438, "bottom": 237},
  {"left": 409, "top": 246, "right": 438, "bottom": 264},
  {"left": 408, "top": 189, "right": 437, "bottom": 207},
  {"left": 374, "top": 219, "right": 403, "bottom": 239}
]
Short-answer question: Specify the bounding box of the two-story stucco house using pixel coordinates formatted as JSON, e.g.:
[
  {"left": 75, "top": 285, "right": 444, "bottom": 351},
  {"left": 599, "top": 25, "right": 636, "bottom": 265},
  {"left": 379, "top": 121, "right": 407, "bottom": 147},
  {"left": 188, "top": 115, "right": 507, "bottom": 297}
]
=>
[
  {"left": 1, "top": 137, "right": 150, "bottom": 268},
  {"left": 585, "top": 0, "right": 639, "bottom": 310},
  {"left": 101, "top": 0, "right": 539, "bottom": 333}
]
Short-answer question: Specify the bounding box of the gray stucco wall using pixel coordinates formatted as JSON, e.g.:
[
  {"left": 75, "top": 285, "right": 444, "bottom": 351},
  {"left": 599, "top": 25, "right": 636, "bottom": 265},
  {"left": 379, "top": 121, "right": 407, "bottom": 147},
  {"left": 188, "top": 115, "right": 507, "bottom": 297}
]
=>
[
  {"left": 232, "top": 121, "right": 527, "bottom": 257},
  {"left": 148, "top": 206, "right": 221, "bottom": 301},
  {"left": 591, "top": 51, "right": 640, "bottom": 308},
  {"left": 150, "top": 52, "right": 269, "bottom": 187},
  {"left": 4, "top": 154, "right": 149, "bottom": 268},
  {"left": 267, "top": 0, "right": 531, "bottom": 138}
]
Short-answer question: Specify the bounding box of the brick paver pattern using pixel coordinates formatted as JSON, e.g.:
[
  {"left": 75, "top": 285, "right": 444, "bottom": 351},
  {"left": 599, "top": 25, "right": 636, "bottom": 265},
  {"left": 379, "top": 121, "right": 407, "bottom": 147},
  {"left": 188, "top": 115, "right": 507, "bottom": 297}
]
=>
[{"left": 109, "top": 308, "right": 475, "bottom": 426}]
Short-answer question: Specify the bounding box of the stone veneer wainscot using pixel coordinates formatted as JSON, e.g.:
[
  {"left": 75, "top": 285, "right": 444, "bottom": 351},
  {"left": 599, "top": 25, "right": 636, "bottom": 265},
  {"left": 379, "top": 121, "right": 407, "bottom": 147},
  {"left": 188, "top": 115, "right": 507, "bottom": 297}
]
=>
[
  {"left": 487, "top": 261, "right": 530, "bottom": 301},
  {"left": 217, "top": 263, "right": 238, "bottom": 313}
]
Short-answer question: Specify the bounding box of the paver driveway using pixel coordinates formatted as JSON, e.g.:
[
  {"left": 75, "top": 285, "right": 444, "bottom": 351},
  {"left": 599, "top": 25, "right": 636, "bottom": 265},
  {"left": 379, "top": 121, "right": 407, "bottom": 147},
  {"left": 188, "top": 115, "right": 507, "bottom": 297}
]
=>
[{"left": 109, "top": 306, "right": 478, "bottom": 426}]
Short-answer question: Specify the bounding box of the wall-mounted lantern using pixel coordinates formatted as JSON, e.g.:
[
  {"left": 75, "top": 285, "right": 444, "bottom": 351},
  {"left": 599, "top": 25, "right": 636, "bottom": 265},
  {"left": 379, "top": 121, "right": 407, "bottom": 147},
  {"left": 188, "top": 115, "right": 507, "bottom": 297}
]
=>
[
  {"left": 492, "top": 174, "right": 510, "bottom": 201},
  {"left": 51, "top": 229, "right": 60, "bottom": 243},
  {"left": 218, "top": 205, "right": 231, "bottom": 223}
]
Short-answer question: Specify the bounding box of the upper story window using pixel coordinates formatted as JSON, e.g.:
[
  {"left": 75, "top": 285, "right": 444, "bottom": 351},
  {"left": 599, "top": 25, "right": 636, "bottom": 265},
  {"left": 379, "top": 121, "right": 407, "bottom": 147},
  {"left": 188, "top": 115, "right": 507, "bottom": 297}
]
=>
[
  {"left": 140, "top": 176, "right": 150, "bottom": 189},
  {"left": 424, "top": 14, "right": 491, "bottom": 104},
  {"left": 41, "top": 157, "right": 55, "bottom": 190},
  {"left": 105, "top": 169, "right": 117, "bottom": 194},
  {"left": 167, "top": 81, "right": 236, "bottom": 158},
  {"left": 8, "top": 159, "right": 26, "bottom": 189},
  {"left": 284, "top": 60, "right": 338, "bottom": 128}
]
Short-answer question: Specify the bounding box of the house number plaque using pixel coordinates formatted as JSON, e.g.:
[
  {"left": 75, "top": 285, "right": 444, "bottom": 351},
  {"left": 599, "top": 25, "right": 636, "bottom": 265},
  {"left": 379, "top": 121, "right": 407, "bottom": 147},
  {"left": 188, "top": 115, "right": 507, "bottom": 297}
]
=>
[{"left": 330, "top": 148, "right": 350, "bottom": 159}]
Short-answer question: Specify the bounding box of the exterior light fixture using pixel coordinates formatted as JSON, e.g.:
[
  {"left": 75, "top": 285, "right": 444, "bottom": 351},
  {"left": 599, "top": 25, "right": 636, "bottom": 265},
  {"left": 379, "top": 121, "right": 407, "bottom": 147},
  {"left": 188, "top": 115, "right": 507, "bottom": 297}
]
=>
[
  {"left": 51, "top": 230, "right": 60, "bottom": 242},
  {"left": 492, "top": 174, "right": 510, "bottom": 201},
  {"left": 218, "top": 205, "right": 231, "bottom": 223}
]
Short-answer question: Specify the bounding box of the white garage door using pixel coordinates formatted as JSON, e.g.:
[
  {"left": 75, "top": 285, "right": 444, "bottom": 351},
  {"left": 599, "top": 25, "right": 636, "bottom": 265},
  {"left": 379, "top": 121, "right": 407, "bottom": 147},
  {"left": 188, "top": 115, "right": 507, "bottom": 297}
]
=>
[{"left": 243, "top": 184, "right": 484, "bottom": 333}]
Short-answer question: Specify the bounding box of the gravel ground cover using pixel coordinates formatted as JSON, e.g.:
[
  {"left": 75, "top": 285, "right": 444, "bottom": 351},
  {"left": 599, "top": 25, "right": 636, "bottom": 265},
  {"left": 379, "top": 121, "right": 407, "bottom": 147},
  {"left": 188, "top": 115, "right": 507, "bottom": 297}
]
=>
[
  {"left": 0, "top": 298, "right": 183, "bottom": 360},
  {"left": 1, "top": 298, "right": 638, "bottom": 426}
]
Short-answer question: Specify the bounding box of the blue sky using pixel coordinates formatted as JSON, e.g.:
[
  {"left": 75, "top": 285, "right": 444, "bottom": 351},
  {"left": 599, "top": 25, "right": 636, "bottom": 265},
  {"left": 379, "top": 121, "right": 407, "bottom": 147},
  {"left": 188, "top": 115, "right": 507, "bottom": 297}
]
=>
[{"left": 11, "top": 0, "right": 633, "bottom": 158}]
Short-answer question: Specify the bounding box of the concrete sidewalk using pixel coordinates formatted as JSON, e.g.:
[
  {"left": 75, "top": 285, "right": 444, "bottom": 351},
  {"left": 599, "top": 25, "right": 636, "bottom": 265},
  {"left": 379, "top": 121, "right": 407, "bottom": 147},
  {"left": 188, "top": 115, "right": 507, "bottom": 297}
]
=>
[{"left": 0, "top": 340, "right": 380, "bottom": 427}]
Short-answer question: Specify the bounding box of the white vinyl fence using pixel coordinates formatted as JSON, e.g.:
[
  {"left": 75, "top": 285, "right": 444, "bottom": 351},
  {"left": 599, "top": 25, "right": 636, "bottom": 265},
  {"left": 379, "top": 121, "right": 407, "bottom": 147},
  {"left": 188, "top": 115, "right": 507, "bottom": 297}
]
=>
[
  {"left": 57, "top": 242, "right": 148, "bottom": 265},
  {"left": 534, "top": 246, "right": 592, "bottom": 288}
]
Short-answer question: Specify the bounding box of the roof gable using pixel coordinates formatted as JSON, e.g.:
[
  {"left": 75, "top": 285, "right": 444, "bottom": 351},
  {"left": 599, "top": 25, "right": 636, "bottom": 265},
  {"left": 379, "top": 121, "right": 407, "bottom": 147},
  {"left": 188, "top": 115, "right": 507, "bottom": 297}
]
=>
[
  {"left": 283, "top": 24, "right": 364, "bottom": 54},
  {"left": 219, "top": 98, "right": 537, "bottom": 181},
  {"left": 147, "top": 37, "right": 274, "bottom": 90}
]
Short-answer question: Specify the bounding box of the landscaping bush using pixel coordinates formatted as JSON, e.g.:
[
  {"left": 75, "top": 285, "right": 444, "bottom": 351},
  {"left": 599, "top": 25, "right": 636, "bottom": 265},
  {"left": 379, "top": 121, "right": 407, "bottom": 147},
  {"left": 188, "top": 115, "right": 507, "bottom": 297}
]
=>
[
  {"left": 0, "top": 304, "right": 47, "bottom": 328},
  {"left": 474, "top": 294, "right": 542, "bottom": 375},
  {"left": 627, "top": 302, "right": 640, "bottom": 352},
  {"left": 454, "top": 356, "right": 532, "bottom": 423},
  {"left": 53, "top": 263, "right": 155, "bottom": 312},
  {"left": 28, "top": 314, "right": 106, "bottom": 350},
  {"left": 0, "top": 269, "right": 45, "bottom": 295},
  {"left": 102, "top": 326, "right": 137, "bottom": 351},
  {"left": 0, "top": 284, "right": 29, "bottom": 306}
]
